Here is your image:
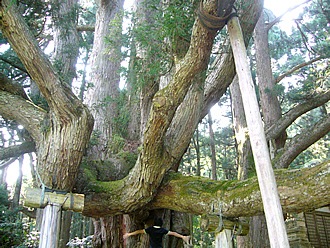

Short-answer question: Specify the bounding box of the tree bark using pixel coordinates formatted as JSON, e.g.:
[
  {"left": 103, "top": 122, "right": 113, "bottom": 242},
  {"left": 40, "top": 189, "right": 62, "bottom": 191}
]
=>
[
  {"left": 230, "top": 76, "right": 252, "bottom": 181},
  {"left": 51, "top": 0, "right": 79, "bottom": 85},
  {"left": 0, "top": 1, "right": 94, "bottom": 247},
  {"left": 82, "top": 161, "right": 330, "bottom": 217},
  {"left": 0, "top": 142, "right": 35, "bottom": 161},
  {"left": 254, "top": 11, "right": 286, "bottom": 158},
  {"left": 84, "top": 0, "right": 125, "bottom": 246}
]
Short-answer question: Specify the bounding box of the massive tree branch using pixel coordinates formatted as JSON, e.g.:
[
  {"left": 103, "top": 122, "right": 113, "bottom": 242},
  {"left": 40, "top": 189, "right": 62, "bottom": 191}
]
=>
[
  {"left": 166, "top": 0, "right": 263, "bottom": 161},
  {"left": 114, "top": 0, "right": 235, "bottom": 213},
  {"left": 82, "top": 161, "right": 330, "bottom": 217},
  {"left": 0, "top": 142, "right": 35, "bottom": 161},
  {"left": 0, "top": 0, "right": 84, "bottom": 121},
  {"left": 274, "top": 113, "right": 330, "bottom": 168},
  {"left": 0, "top": 0, "right": 94, "bottom": 190}
]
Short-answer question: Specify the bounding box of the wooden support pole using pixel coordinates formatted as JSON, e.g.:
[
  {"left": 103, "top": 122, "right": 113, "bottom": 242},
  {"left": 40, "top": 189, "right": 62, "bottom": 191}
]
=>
[{"left": 227, "top": 15, "right": 290, "bottom": 248}]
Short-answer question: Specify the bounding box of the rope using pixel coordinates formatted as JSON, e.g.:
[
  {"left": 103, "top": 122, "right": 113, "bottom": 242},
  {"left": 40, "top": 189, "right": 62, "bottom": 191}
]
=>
[
  {"left": 36, "top": 166, "right": 69, "bottom": 208},
  {"left": 197, "top": 2, "right": 238, "bottom": 31}
]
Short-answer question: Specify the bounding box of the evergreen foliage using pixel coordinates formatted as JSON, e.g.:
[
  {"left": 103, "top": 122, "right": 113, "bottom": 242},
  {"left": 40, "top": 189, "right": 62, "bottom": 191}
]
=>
[{"left": 0, "top": 185, "right": 24, "bottom": 247}]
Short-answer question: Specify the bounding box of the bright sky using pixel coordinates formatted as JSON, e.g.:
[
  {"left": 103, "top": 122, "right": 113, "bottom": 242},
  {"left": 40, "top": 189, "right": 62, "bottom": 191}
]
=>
[{"left": 4, "top": 0, "right": 309, "bottom": 186}]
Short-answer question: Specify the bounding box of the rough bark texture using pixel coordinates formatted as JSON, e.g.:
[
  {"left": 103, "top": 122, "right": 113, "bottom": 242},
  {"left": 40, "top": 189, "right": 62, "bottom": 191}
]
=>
[
  {"left": 51, "top": 0, "right": 79, "bottom": 85},
  {"left": 84, "top": 0, "right": 124, "bottom": 161},
  {"left": 230, "top": 76, "right": 252, "bottom": 181},
  {"left": 0, "top": 0, "right": 94, "bottom": 191},
  {"left": 0, "top": 1, "right": 94, "bottom": 247},
  {"left": 83, "top": 0, "right": 125, "bottom": 247},
  {"left": 254, "top": 11, "right": 286, "bottom": 156},
  {"left": 202, "top": 0, "right": 263, "bottom": 117},
  {"left": 82, "top": 161, "right": 330, "bottom": 217}
]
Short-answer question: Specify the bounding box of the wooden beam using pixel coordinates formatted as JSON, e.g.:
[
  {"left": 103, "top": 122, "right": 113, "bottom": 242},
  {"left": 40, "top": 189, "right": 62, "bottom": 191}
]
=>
[
  {"left": 227, "top": 15, "right": 290, "bottom": 247},
  {"left": 24, "top": 188, "right": 84, "bottom": 212}
]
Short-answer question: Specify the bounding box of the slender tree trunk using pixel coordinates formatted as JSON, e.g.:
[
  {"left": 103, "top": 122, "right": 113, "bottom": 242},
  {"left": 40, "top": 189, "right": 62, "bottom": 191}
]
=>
[
  {"left": 193, "top": 130, "right": 201, "bottom": 176},
  {"left": 230, "top": 76, "right": 252, "bottom": 248},
  {"left": 12, "top": 155, "right": 23, "bottom": 209},
  {"left": 59, "top": 211, "right": 73, "bottom": 248},
  {"left": 208, "top": 112, "right": 217, "bottom": 180},
  {"left": 254, "top": 11, "right": 287, "bottom": 160}
]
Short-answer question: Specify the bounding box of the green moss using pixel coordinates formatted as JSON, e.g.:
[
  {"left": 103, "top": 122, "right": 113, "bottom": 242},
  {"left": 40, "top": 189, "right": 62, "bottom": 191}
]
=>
[
  {"left": 165, "top": 172, "right": 262, "bottom": 203},
  {"left": 89, "top": 178, "right": 125, "bottom": 194}
]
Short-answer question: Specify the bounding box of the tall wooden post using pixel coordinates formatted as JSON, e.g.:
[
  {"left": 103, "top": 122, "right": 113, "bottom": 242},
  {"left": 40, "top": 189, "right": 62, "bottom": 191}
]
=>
[
  {"left": 39, "top": 204, "right": 62, "bottom": 248},
  {"left": 215, "top": 230, "right": 233, "bottom": 248},
  {"left": 227, "top": 15, "right": 290, "bottom": 248}
]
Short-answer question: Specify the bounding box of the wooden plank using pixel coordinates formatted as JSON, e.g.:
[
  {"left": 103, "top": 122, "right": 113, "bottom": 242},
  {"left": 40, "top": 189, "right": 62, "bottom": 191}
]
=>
[
  {"left": 227, "top": 15, "right": 290, "bottom": 248},
  {"left": 24, "top": 188, "right": 84, "bottom": 212}
]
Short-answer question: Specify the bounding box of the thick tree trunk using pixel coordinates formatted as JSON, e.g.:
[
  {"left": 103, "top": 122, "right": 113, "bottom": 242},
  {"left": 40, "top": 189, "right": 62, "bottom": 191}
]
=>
[
  {"left": 123, "top": 214, "right": 149, "bottom": 248},
  {"left": 0, "top": 1, "right": 94, "bottom": 247},
  {"left": 84, "top": 0, "right": 124, "bottom": 160},
  {"left": 248, "top": 215, "right": 270, "bottom": 248},
  {"left": 51, "top": 0, "right": 79, "bottom": 85},
  {"left": 84, "top": 0, "right": 126, "bottom": 246}
]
